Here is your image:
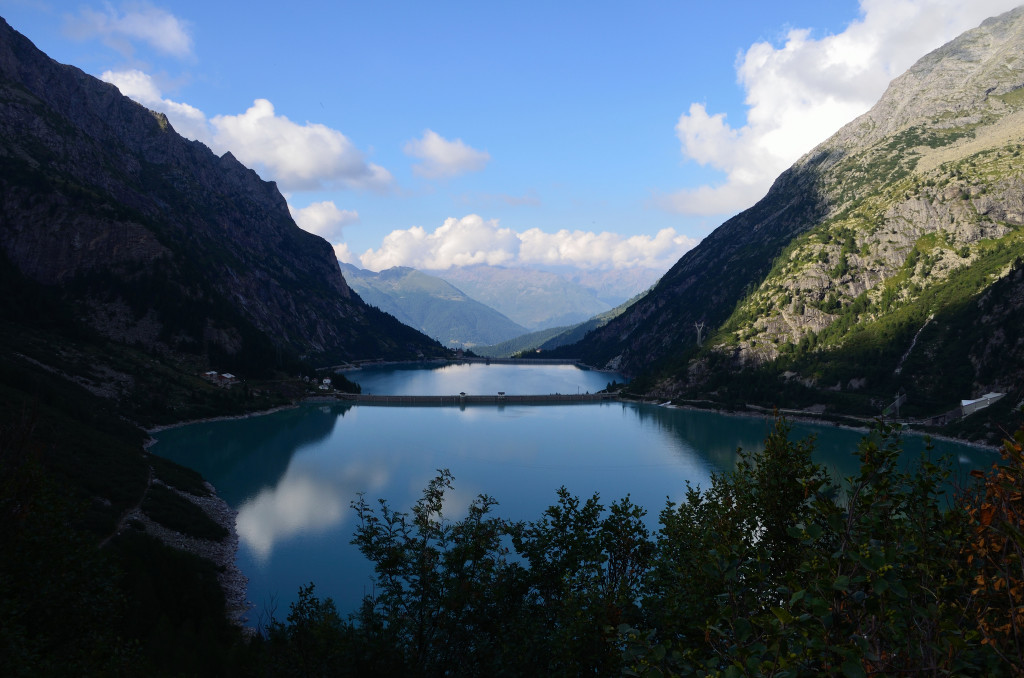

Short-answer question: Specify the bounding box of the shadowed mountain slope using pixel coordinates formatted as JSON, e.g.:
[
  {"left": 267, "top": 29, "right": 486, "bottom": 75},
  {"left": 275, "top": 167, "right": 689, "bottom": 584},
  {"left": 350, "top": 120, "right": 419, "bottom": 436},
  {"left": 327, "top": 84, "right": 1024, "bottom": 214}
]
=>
[{"left": 0, "top": 17, "right": 442, "bottom": 376}]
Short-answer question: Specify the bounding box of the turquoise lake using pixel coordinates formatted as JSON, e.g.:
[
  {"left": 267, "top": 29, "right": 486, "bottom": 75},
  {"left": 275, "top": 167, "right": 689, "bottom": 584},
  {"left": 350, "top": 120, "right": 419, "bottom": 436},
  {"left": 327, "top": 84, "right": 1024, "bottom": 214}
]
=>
[{"left": 150, "top": 364, "right": 997, "bottom": 624}]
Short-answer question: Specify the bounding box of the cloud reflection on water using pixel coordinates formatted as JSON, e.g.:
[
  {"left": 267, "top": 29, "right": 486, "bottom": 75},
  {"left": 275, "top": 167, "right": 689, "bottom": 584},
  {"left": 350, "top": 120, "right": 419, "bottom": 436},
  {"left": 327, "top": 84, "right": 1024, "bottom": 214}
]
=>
[{"left": 237, "top": 461, "right": 391, "bottom": 561}]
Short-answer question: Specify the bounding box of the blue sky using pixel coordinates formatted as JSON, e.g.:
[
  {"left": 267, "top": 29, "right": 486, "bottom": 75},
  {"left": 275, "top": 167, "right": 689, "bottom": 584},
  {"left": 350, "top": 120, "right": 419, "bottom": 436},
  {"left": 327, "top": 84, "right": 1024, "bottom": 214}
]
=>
[{"left": 4, "top": 0, "right": 1021, "bottom": 272}]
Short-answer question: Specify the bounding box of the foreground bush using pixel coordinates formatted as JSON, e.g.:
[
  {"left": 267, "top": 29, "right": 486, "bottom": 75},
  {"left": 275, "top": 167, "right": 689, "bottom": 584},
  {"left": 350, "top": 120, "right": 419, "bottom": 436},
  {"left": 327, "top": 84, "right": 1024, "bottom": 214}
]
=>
[{"left": 254, "top": 419, "right": 1023, "bottom": 677}]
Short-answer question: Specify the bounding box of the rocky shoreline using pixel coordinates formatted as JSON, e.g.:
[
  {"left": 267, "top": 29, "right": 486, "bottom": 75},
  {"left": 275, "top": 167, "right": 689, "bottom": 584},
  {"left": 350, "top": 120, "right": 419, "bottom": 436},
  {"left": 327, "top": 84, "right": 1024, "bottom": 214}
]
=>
[
  {"left": 145, "top": 404, "right": 300, "bottom": 436},
  {"left": 650, "top": 398, "right": 1001, "bottom": 451},
  {"left": 137, "top": 389, "right": 1001, "bottom": 633},
  {"left": 123, "top": 479, "right": 252, "bottom": 628}
]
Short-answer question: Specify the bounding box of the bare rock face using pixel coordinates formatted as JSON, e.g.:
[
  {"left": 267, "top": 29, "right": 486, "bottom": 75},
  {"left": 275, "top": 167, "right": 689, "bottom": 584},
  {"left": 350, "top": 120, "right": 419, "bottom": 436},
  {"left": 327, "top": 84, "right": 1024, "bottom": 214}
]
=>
[
  {"left": 0, "top": 18, "right": 439, "bottom": 367},
  {"left": 831, "top": 8, "right": 1024, "bottom": 149},
  {"left": 567, "top": 6, "right": 1024, "bottom": 408}
]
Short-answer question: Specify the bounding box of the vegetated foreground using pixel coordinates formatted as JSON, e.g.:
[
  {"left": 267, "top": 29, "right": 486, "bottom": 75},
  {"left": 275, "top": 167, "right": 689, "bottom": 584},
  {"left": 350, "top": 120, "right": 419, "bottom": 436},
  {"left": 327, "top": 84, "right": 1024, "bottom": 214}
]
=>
[
  {"left": 245, "top": 419, "right": 1024, "bottom": 677},
  {"left": 3, "top": 356, "right": 1023, "bottom": 676}
]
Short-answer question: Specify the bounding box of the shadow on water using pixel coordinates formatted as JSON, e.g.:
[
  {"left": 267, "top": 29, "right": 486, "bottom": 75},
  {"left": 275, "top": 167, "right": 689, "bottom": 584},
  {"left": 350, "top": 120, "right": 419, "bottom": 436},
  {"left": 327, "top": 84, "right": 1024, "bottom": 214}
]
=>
[
  {"left": 151, "top": 404, "right": 353, "bottom": 505},
  {"left": 148, "top": 378, "right": 997, "bottom": 624},
  {"left": 627, "top": 404, "right": 770, "bottom": 471},
  {"left": 626, "top": 403, "right": 997, "bottom": 493}
]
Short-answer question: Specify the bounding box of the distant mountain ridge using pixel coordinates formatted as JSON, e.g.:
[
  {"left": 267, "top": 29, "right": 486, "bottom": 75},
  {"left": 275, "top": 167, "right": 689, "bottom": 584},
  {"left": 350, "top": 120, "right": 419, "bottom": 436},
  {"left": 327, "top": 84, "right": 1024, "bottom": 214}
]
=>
[
  {"left": 431, "top": 265, "right": 662, "bottom": 330},
  {"left": 0, "top": 17, "right": 442, "bottom": 375},
  {"left": 339, "top": 262, "right": 663, "bottom": 350},
  {"left": 474, "top": 288, "right": 653, "bottom": 358},
  {"left": 564, "top": 6, "right": 1024, "bottom": 428},
  {"left": 339, "top": 264, "right": 527, "bottom": 347}
]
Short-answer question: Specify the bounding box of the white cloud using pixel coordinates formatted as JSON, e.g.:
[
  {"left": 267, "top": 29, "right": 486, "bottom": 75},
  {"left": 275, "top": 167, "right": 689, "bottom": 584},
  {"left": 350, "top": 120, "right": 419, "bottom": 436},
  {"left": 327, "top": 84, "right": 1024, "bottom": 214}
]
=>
[
  {"left": 99, "top": 71, "right": 392, "bottom": 194},
  {"left": 101, "top": 69, "right": 210, "bottom": 141},
  {"left": 64, "top": 2, "right": 193, "bottom": 58},
  {"left": 289, "top": 201, "right": 359, "bottom": 242},
  {"left": 358, "top": 215, "right": 696, "bottom": 272},
  {"left": 662, "top": 0, "right": 1024, "bottom": 216},
  {"left": 236, "top": 474, "right": 346, "bottom": 561},
  {"left": 519, "top": 227, "right": 697, "bottom": 270},
  {"left": 333, "top": 242, "right": 358, "bottom": 265},
  {"left": 211, "top": 99, "right": 393, "bottom": 192},
  {"left": 404, "top": 130, "right": 491, "bottom": 178},
  {"left": 360, "top": 215, "right": 519, "bottom": 270}
]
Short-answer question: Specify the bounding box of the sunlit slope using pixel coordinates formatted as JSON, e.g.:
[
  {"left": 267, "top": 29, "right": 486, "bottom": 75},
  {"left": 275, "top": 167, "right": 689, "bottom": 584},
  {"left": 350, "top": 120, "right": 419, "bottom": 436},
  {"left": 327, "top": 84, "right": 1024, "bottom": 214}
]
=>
[{"left": 565, "top": 7, "right": 1024, "bottom": 417}]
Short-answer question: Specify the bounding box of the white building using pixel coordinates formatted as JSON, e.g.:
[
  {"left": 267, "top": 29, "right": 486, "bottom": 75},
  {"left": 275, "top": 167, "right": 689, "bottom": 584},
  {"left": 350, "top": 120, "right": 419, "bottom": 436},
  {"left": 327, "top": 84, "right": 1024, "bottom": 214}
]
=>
[{"left": 961, "top": 392, "right": 1005, "bottom": 417}]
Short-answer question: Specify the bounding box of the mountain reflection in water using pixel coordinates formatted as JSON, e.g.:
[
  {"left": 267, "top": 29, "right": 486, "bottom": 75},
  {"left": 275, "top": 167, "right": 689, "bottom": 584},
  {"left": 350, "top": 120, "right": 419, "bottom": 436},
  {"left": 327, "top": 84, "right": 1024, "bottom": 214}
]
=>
[{"left": 152, "top": 369, "right": 994, "bottom": 624}]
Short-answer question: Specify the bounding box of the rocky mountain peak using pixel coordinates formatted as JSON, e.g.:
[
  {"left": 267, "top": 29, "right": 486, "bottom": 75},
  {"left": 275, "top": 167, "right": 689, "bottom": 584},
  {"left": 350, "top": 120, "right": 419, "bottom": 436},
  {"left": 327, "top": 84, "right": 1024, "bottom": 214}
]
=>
[
  {"left": 0, "top": 16, "right": 441, "bottom": 371},
  {"left": 827, "top": 5, "right": 1024, "bottom": 152},
  {"left": 566, "top": 7, "right": 1024, "bottom": 420}
]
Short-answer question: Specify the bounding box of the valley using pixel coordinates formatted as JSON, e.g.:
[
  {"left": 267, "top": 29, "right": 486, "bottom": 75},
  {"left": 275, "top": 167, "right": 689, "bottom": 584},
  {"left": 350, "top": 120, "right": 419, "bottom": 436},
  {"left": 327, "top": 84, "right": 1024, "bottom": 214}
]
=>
[{"left": 2, "top": 4, "right": 1024, "bottom": 676}]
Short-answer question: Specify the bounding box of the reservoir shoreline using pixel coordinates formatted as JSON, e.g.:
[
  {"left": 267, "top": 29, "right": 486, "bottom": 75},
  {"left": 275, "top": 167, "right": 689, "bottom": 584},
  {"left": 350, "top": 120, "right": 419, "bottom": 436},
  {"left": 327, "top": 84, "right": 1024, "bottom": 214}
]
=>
[{"left": 148, "top": 364, "right": 999, "bottom": 625}]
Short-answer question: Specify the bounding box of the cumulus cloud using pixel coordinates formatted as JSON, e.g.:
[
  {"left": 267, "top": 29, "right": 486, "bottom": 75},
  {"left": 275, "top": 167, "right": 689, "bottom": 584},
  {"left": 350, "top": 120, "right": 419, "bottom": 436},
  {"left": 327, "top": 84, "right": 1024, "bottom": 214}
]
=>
[
  {"left": 64, "top": 2, "right": 193, "bottom": 58},
  {"left": 404, "top": 130, "right": 491, "bottom": 178},
  {"left": 332, "top": 242, "right": 358, "bottom": 265},
  {"left": 358, "top": 215, "right": 696, "bottom": 272},
  {"left": 211, "top": 100, "right": 393, "bottom": 192},
  {"left": 100, "top": 71, "right": 392, "bottom": 194},
  {"left": 519, "top": 227, "right": 697, "bottom": 270},
  {"left": 360, "top": 215, "right": 519, "bottom": 271},
  {"left": 662, "top": 0, "right": 1023, "bottom": 216},
  {"left": 289, "top": 201, "right": 360, "bottom": 242}
]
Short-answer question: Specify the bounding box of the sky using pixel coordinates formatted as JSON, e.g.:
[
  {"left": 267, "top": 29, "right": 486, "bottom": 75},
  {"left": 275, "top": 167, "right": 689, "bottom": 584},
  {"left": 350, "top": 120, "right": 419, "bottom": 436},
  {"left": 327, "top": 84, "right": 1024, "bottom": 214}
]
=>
[{"left": 4, "top": 0, "right": 1022, "bottom": 273}]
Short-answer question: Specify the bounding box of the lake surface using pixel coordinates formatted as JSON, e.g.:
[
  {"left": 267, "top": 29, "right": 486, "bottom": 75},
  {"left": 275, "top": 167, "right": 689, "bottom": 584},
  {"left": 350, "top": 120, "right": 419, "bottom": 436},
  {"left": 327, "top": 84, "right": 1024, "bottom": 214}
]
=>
[
  {"left": 151, "top": 364, "right": 996, "bottom": 624},
  {"left": 348, "top": 361, "right": 621, "bottom": 396}
]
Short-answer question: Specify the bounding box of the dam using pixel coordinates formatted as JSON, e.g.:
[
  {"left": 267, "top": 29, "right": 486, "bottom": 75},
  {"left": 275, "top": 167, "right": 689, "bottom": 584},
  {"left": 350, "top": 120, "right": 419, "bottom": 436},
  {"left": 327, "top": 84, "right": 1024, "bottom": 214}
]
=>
[{"left": 333, "top": 392, "right": 618, "bottom": 405}]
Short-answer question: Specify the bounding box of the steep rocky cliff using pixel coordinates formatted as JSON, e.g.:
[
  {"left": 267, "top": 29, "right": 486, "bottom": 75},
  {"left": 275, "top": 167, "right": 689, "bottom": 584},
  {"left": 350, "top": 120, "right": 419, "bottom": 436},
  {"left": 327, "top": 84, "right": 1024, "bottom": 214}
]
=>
[
  {"left": 567, "top": 7, "right": 1024, "bottom": 418},
  {"left": 0, "top": 17, "right": 441, "bottom": 373}
]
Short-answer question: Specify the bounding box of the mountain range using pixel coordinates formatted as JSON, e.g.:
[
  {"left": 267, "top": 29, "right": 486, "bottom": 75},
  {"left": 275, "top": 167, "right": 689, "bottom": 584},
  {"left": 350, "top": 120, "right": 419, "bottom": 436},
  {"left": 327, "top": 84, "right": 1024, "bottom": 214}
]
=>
[
  {"left": 3, "top": 6, "right": 1022, "bottom": 427},
  {"left": 0, "top": 17, "right": 445, "bottom": 385},
  {"left": 560, "top": 5, "right": 1024, "bottom": 430},
  {"left": 432, "top": 264, "right": 661, "bottom": 329},
  {"left": 339, "top": 263, "right": 528, "bottom": 347},
  {"left": 4, "top": 7, "right": 1024, "bottom": 671},
  {"left": 340, "top": 262, "right": 662, "bottom": 348}
]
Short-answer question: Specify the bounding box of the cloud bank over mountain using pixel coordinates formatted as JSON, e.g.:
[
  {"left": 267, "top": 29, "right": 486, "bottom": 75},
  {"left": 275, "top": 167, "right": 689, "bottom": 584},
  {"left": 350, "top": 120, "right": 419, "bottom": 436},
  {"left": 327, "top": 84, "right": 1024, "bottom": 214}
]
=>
[
  {"left": 85, "top": 0, "right": 1024, "bottom": 275},
  {"left": 101, "top": 71, "right": 392, "bottom": 193},
  {"left": 357, "top": 215, "right": 697, "bottom": 272},
  {"left": 289, "top": 201, "right": 360, "bottom": 242},
  {"left": 659, "top": 0, "right": 1023, "bottom": 216}
]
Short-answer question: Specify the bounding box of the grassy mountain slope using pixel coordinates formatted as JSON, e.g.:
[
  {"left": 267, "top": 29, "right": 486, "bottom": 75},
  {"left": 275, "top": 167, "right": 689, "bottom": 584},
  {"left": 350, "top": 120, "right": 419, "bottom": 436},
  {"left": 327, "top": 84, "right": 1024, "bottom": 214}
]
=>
[{"left": 565, "top": 6, "right": 1024, "bottom": 430}]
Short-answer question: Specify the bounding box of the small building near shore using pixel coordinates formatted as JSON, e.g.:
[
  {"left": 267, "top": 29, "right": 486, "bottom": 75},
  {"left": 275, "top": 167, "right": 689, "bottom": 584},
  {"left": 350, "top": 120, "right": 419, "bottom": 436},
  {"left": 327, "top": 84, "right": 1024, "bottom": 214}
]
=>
[{"left": 201, "top": 371, "right": 238, "bottom": 387}]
